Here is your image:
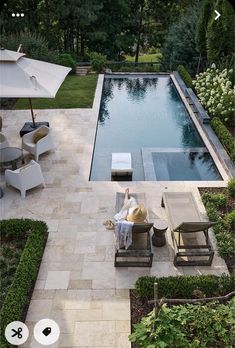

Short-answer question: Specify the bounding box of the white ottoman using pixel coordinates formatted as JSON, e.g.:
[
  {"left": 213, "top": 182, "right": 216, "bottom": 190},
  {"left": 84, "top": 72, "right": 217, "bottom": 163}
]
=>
[{"left": 111, "top": 153, "right": 133, "bottom": 179}]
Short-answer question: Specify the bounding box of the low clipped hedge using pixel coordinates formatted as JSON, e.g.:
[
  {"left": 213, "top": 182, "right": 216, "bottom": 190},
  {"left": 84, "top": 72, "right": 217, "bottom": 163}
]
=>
[
  {"left": 0, "top": 219, "right": 48, "bottom": 347},
  {"left": 135, "top": 273, "right": 235, "bottom": 300},
  {"left": 177, "top": 64, "right": 193, "bottom": 88},
  {"left": 227, "top": 178, "right": 235, "bottom": 197},
  {"left": 211, "top": 117, "right": 235, "bottom": 163}
]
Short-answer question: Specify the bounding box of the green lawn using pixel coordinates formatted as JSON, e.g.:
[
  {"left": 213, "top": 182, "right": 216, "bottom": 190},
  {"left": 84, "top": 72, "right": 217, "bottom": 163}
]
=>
[
  {"left": 14, "top": 75, "right": 98, "bottom": 109},
  {"left": 125, "top": 53, "right": 162, "bottom": 63}
]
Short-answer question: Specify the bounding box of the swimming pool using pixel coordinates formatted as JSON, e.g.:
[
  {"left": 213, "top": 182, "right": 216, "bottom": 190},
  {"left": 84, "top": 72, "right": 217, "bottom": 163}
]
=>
[{"left": 90, "top": 74, "right": 222, "bottom": 181}]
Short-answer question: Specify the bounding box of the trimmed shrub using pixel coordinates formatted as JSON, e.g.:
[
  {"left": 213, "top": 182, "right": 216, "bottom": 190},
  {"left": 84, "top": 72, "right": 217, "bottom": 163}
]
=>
[
  {"left": 211, "top": 117, "right": 235, "bottom": 163},
  {"left": 227, "top": 178, "right": 235, "bottom": 198},
  {"left": 177, "top": 65, "right": 193, "bottom": 88},
  {"left": 216, "top": 232, "right": 235, "bottom": 260},
  {"left": 90, "top": 52, "right": 107, "bottom": 72},
  {"left": 135, "top": 273, "right": 235, "bottom": 300},
  {"left": 225, "top": 210, "right": 235, "bottom": 231},
  {"left": 201, "top": 192, "right": 228, "bottom": 209},
  {"left": 0, "top": 219, "right": 48, "bottom": 347},
  {"left": 57, "top": 53, "right": 76, "bottom": 72}
]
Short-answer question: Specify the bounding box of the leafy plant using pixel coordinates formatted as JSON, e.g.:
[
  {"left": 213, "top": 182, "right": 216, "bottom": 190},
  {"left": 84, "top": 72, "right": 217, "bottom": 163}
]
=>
[
  {"left": 90, "top": 52, "right": 107, "bottom": 72},
  {"left": 177, "top": 65, "right": 193, "bottom": 88},
  {"left": 0, "top": 32, "right": 59, "bottom": 64},
  {"left": 129, "top": 298, "right": 235, "bottom": 347},
  {"left": 193, "top": 65, "right": 235, "bottom": 124},
  {"left": 227, "top": 178, "right": 235, "bottom": 197}
]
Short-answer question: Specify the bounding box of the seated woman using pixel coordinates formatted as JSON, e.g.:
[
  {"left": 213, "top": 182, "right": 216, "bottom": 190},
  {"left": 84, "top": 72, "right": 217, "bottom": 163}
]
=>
[
  {"left": 114, "top": 188, "right": 147, "bottom": 223},
  {"left": 104, "top": 189, "right": 147, "bottom": 229}
]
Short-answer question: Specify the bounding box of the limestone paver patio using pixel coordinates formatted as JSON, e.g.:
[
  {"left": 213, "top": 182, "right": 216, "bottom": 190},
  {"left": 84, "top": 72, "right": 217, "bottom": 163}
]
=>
[{"left": 0, "top": 105, "right": 228, "bottom": 347}]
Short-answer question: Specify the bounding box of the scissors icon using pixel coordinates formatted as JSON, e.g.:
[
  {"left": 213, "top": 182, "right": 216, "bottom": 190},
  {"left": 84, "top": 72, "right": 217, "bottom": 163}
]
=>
[{"left": 11, "top": 327, "right": 23, "bottom": 339}]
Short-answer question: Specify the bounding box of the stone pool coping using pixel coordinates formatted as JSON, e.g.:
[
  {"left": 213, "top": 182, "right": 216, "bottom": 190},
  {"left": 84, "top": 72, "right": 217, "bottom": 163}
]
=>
[{"left": 172, "top": 71, "right": 234, "bottom": 179}]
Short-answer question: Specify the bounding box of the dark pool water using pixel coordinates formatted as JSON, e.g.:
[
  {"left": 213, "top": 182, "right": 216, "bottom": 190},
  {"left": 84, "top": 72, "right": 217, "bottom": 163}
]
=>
[{"left": 90, "top": 75, "right": 221, "bottom": 181}]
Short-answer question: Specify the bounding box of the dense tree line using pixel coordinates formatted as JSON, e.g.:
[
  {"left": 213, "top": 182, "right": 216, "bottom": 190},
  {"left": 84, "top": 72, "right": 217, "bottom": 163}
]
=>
[
  {"left": 162, "top": 0, "right": 234, "bottom": 74},
  {"left": 0, "top": 0, "right": 191, "bottom": 60},
  {"left": 0, "top": 0, "right": 234, "bottom": 72}
]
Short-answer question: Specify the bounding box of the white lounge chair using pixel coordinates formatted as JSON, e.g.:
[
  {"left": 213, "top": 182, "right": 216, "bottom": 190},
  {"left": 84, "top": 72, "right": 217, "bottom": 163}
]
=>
[
  {"left": 5, "top": 160, "right": 45, "bottom": 198},
  {"left": 111, "top": 153, "right": 133, "bottom": 179},
  {"left": 22, "top": 126, "right": 53, "bottom": 161}
]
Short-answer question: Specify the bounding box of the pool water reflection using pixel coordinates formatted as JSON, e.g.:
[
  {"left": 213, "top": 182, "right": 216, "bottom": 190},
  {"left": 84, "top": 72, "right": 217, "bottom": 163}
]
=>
[{"left": 90, "top": 75, "right": 221, "bottom": 181}]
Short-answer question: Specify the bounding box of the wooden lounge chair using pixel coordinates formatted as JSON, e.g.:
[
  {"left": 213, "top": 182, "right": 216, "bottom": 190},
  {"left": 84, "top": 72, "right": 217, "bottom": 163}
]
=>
[
  {"left": 161, "top": 192, "right": 215, "bottom": 266},
  {"left": 115, "top": 192, "right": 153, "bottom": 267}
]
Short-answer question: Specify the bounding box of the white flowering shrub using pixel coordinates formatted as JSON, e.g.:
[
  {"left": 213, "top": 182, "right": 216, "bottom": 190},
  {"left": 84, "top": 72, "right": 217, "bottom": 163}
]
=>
[{"left": 193, "top": 65, "right": 235, "bottom": 124}]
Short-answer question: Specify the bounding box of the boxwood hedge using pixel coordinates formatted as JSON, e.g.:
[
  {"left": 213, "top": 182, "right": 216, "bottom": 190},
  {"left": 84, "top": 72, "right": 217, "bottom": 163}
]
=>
[
  {"left": 177, "top": 65, "right": 193, "bottom": 88},
  {"left": 135, "top": 273, "right": 235, "bottom": 300},
  {"left": 211, "top": 117, "right": 235, "bottom": 163},
  {"left": 0, "top": 219, "right": 48, "bottom": 347}
]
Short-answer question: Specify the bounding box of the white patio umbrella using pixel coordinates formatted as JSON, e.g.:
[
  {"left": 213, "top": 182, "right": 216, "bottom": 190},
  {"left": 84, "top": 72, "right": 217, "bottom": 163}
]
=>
[{"left": 0, "top": 48, "right": 71, "bottom": 127}]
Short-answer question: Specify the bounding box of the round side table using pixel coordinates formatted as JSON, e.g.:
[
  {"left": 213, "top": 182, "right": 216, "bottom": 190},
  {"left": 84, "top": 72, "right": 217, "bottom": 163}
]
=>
[{"left": 152, "top": 219, "right": 168, "bottom": 247}]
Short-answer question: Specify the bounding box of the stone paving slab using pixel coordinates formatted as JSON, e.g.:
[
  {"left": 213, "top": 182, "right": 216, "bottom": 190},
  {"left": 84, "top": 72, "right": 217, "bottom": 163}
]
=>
[{"left": 0, "top": 105, "right": 228, "bottom": 347}]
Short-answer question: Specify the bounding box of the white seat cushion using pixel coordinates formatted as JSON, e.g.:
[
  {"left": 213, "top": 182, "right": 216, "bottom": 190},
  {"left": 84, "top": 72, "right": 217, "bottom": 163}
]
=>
[{"left": 111, "top": 153, "right": 133, "bottom": 174}]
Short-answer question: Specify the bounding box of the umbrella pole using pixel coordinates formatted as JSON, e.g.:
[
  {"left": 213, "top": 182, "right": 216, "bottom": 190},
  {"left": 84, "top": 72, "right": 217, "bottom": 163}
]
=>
[{"left": 29, "top": 98, "right": 36, "bottom": 128}]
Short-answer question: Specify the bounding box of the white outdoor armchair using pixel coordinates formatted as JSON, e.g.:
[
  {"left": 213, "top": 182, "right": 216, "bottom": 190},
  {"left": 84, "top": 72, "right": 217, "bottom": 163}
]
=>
[
  {"left": 22, "top": 126, "right": 53, "bottom": 161},
  {"left": 5, "top": 160, "right": 45, "bottom": 198},
  {"left": 0, "top": 132, "right": 9, "bottom": 149}
]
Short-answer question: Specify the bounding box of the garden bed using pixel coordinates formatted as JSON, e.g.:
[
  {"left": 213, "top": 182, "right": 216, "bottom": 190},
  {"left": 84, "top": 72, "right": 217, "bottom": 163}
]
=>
[
  {"left": 199, "top": 184, "right": 235, "bottom": 273},
  {"left": 0, "top": 219, "right": 48, "bottom": 347},
  {"left": 130, "top": 273, "right": 235, "bottom": 325},
  {"left": 130, "top": 274, "right": 235, "bottom": 347}
]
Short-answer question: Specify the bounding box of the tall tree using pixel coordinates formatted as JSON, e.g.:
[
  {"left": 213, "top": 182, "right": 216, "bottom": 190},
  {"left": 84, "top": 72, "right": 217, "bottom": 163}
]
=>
[
  {"left": 161, "top": 4, "right": 200, "bottom": 74},
  {"left": 206, "top": 0, "right": 234, "bottom": 64},
  {"left": 87, "top": 0, "right": 133, "bottom": 59},
  {"left": 129, "top": 0, "right": 193, "bottom": 62},
  {"left": 195, "top": 0, "right": 213, "bottom": 57}
]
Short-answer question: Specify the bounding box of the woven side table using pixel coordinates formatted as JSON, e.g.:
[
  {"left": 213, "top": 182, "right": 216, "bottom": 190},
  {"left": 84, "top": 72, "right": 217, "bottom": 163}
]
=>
[{"left": 152, "top": 219, "right": 168, "bottom": 247}]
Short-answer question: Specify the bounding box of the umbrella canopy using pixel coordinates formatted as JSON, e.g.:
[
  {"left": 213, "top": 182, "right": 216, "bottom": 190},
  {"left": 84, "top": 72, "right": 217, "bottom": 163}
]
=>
[{"left": 0, "top": 48, "right": 71, "bottom": 98}]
